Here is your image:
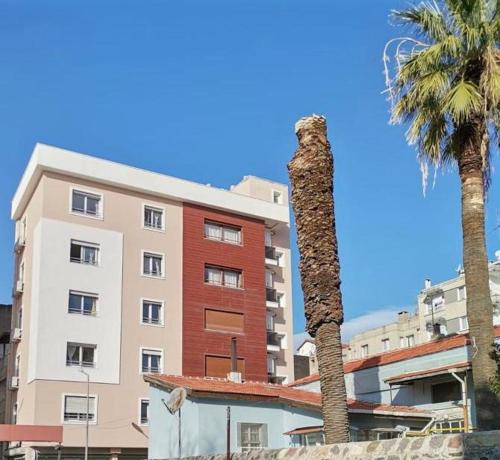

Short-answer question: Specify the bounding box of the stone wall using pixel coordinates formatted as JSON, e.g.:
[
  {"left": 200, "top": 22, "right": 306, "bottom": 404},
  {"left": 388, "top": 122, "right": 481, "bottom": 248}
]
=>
[{"left": 157, "top": 431, "right": 500, "bottom": 460}]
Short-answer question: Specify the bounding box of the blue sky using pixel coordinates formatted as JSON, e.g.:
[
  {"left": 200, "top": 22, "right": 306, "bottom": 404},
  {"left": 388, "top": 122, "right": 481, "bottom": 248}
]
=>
[{"left": 0, "top": 0, "right": 498, "bottom": 340}]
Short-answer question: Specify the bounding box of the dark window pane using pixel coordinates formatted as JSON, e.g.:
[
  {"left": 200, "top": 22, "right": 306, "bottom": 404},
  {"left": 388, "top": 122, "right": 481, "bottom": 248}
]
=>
[
  {"left": 72, "top": 192, "right": 85, "bottom": 212},
  {"left": 70, "top": 243, "right": 81, "bottom": 261}
]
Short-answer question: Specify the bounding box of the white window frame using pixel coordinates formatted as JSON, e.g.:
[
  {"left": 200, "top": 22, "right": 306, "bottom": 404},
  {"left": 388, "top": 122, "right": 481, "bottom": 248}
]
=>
[
  {"left": 141, "top": 250, "right": 165, "bottom": 279},
  {"left": 239, "top": 423, "right": 267, "bottom": 451},
  {"left": 271, "top": 189, "right": 283, "bottom": 205},
  {"left": 140, "top": 347, "right": 163, "bottom": 374},
  {"left": 457, "top": 286, "right": 467, "bottom": 301},
  {"left": 138, "top": 398, "right": 150, "bottom": 426},
  {"left": 140, "top": 298, "right": 165, "bottom": 327},
  {"left": 361, "top": 344, "right": 369, "bottom": 357},
  {"left": 382, "top": 338, "right": 390, "bottom": 352},
  {"left": 275, "top": 251, "right": 285, "bottom": 267},
  {"left": 68, "top": 290, "right": 98, "bottom": 316},
  {"left": 61, "top": 393, "right": 98, "bottom": 425},
  {"left": 142, "top": 204, "right": 166, "bottom": 232},
  {"left": 70, "top": 240, "right": 100, "bottom": 266},
  {"left": 407, "top": 334, "right": 415, "bottom": 347},
  {"left": 66, "top": 342, "right": 97, "bottom": 368},
  {"left": 276, "top": 292, "right": 285, "bottom": 308},
  {"left": 69, "top": 187, "right": 104, "bottom": 220},
  {"left": 458, "top": 316, "right": 469, "bottom": 331},
  {"left": 204, "top": 221, "right": 242, "bottom": 245},
  {"left": 204, "top": 265, "right": 242, "bottom": 289}
]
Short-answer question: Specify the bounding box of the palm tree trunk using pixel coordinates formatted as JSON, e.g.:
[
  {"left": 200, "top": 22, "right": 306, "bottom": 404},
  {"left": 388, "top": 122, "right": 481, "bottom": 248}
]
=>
[
  {"left": 288, "top": 115, "right": 350, "bottom": 444},
  {"left": 457, "top": 123, "right": 500, "bottom": 431}
]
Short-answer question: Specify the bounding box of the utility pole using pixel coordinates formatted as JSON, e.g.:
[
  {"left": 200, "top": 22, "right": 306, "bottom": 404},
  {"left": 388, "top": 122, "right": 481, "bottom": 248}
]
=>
[
  {"left": 79, "top": 368, "right": 90, "bottom": 460},
  {"left": 226, "top": 406, "right": 231, "bottom": 460}
]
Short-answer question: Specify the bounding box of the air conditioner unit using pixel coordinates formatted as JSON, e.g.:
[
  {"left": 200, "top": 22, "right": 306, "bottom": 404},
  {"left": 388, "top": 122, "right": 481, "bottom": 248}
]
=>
[
  {"left": 10, "top": 376, "right": 19, "bottom": 389},
  {"left": 12, "top": 328, "right": 22, "bottom": 343},
  {"left": 15, "top": 281, "right": 24, "bottom": 295}
]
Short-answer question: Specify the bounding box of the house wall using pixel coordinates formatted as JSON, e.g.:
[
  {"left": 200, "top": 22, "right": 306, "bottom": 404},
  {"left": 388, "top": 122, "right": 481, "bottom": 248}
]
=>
[{"left": 295, "top": 345, "right": 476, "bottom": 425}]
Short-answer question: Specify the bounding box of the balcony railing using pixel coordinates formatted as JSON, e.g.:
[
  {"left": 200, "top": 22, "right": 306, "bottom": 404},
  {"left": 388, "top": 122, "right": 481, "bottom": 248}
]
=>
[
  {"left": 266, "top": 288, "right": 278, "bottom": 303},
  {"left": 265, "top": 246, "right": 276, "bottom": 260},
  {"left": 267, "top": 331, "right": 282, "bottom": 348},
  {"left": 268, "top": 374, "right": 286, "bottom": 384}
]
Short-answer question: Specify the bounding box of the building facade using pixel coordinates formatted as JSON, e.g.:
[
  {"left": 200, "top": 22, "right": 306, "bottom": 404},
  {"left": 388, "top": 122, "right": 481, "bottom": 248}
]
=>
[
  {"left": 7, "top": 144, "right": 294, "bottom": 460},
  {"left": 344, "top": 260, "right": 500, "bottom": 360}
]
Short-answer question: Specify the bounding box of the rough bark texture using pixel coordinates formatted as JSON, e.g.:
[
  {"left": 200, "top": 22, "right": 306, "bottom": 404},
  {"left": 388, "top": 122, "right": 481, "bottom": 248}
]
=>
[
  {"left": 456, "top": 122, "right": 500, "bottom": 431},
  {"left": 288, "top": 115, "right": 350, "bottom": 444}
]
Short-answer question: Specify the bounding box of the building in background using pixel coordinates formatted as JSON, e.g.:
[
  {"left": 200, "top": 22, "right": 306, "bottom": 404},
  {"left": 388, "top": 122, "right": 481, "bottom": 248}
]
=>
[
  {"left": 145, "top": 374, "right": 430, "bottom": 458},
  {"left": 344, "top": 259, "right": 500, "bottom": 360},
  {"left": 6, "top": 144, "right": 294, "bottom": 460},
  {"left": 293, "top": 326, "right": 500, "bottom": 433}
]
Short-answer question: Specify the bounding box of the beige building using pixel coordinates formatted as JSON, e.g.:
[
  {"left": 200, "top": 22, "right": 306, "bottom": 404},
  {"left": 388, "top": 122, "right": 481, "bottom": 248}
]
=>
[
  {"left": 345, "top": 258, "right": 500, "bottom": 361},
  {"left": 7, "top": 144, "right": 294, "bottom": 460}
]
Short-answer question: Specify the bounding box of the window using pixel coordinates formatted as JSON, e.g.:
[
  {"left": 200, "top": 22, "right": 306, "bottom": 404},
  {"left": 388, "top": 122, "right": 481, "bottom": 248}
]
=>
[
  {"left": 142, "top": 300, "right": 163, "bottom": 325},
  {"left": 139, "top": 399, "right": 149, "bottom": 425},
  {"left": 457, "top": 286, "right": 467, "bottom": 301},
  {"left": 204, "top": 221, "right": 241, "bottom": 245},
  {"left": 382, "top": 338, "right": 390, "bottom": 352},
  {"left": 265, "top": 270, "right": 274, "bottom": 289},
  {"left": 143, "top": 252, "right": 164, "bottom": 277},
  {"left": 239, "top": 423, "right": 267, "bottom": 451},
  {"left": 272, "top": 190, "right": 283, "bottom": 204},
  {"left": 71, "top": 190, "right": 102, "bottom": 217},
  {"left": 265, "top": 229, "right": 273, "bottom": 247},
  {"left": 432, "top": 380, "right": 461, "bottom": 403},
  {"left": 361, "top": 344, "right": 369, "bottom": 357},
  {"left": 267, "top": 354, "right": 276, "bottom": 374},
  {"left": 266, "top": 312, "right": 275, "bottom": 332},
  {"left": 276, "top": 251, "right": 284, "bottom": 267},
  {"left": 63, "top": 395, "right": 96, "bottom": 423},
  {"left": 141, "top": 349, "right": 162, "bottom": 373},
  {"left": 69, "top": 291, "right": 97, "bottom": 316},
  {"left": 204, "top": 265, "right": 242, "bottom": 288},
  {"left": 459, "top": 316, "right": 469, "bottom": 331},
  {"left": 205, "top": 355, "right": 245, "bottom": 378},
  {"left": 205, "top": 309, "right": 244, "bottom": 333},
  {"left": 400, "top": 335, "right": 415, "bottom": 348},
  {"left": 66, "top": 343, "right": 96, "bottom": 367},
  {"left": 12, "top": 403, "right": 17, "bottom": 425},
  {"left": 70, "top": 240, "right": 99, "bottom": 265},
  {"left": 144, "top": 206, "right": 164, "bottom": 230},
  {"left": 302, "top": 432, "right": 324, "bottom": 446}
]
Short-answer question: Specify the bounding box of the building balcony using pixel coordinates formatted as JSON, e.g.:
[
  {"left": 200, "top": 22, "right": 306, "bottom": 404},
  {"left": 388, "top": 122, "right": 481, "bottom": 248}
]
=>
[
  {"left": 11, "top": 328, "right": 22, "bottom": 343},
  {"left": 267, "top": 374, "right": 286, "bottom": 385},
  {"left": 14, "top": 235, "right": 26, "bottom": 254},
  {"left": 13, "top": 280, "right": 24, "bottom": 297},
  {"left": 267, "top": 331, "right": 283, "bottom": 352},
  {"left": 266, "top": 287, "right": 278, "bottom": 304},
  {"left": 265, "top": 246, "right": 279, "bottom": 267}
]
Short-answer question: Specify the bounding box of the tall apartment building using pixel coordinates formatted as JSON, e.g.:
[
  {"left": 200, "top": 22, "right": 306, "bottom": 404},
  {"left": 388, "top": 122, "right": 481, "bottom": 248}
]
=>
[
  {"left": 7, "top": 144, "right": 294, "bottom": 460},
  {"left": 345, "top": 258, "right": 500, "bottom": 360}
]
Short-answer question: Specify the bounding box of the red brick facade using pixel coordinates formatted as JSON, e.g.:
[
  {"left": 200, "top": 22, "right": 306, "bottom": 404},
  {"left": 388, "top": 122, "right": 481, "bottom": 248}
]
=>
[{"left": 182, "top": 203, "right": 268, "bottom": 381}]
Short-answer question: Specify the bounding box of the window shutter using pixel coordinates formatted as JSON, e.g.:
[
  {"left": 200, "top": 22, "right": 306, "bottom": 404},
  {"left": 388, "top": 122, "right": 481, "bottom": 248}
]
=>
[
  {"left": 65, "top": 396, "right": 87, "bottom": 413},
  {"left": 236, "top": 422, "right": 242, "bottom": 448},
  {"left": 260, "top": 424, "right": 268, "bottom": 447}
]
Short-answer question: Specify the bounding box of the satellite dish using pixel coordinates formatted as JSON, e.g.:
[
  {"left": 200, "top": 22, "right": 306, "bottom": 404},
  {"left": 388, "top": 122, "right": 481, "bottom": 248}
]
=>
[{"left": 164, "top": 387, "right": 187, "bottom": 414}]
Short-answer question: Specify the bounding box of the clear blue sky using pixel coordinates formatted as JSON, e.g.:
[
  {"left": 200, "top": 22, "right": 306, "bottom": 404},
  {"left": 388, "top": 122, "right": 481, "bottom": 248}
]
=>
[{"left": 0, "top": 0, "right": 498, "bottom": 337}]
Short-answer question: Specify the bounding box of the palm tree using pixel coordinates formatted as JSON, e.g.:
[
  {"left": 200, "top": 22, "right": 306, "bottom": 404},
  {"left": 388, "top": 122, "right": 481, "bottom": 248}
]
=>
[
  {"left": 288, "top": 115, "right": 350, "bottom": 443},
  {"left": 384, "top": 0, "right": 500, "bottom": 430}
]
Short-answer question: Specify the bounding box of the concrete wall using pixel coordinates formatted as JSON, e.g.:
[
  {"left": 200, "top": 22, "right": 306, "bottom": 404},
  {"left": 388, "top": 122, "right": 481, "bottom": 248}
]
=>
[{"left": 157, "top": 431, "right": 500, "bottom": 460}]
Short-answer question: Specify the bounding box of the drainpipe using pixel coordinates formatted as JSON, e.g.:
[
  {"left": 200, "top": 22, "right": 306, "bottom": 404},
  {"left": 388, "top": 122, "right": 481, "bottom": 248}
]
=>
[{"left": 450, "top": 371, "right": 468, "bottom": 433}]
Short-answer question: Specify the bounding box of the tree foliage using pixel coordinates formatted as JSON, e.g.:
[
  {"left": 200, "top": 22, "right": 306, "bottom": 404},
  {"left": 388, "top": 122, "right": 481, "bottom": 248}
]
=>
[{"left": 383, "top": 0, "right": 499, "bottom": 191}]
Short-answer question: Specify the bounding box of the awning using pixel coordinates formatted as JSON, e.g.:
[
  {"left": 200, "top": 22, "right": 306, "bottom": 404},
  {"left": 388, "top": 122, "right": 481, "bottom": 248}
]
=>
[
  {"left": 0, "top": 425, "right": 63, "bottom": 442},
  {"left": 284, "top": 426, "right": 323, "bottom": 436},
  {"left": 385, "top": 362, "right": 470, "bottom": 385}
]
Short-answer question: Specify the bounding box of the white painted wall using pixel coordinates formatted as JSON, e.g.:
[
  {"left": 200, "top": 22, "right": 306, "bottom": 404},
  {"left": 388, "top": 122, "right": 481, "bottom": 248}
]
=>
[{"left": 28, "top": 218, "right": 123, "bottom": 384}]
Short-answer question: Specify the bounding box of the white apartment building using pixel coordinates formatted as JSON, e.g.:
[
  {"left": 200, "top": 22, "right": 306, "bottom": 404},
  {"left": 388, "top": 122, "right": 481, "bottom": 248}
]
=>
[
  {"left": 345, "top": 257, "right": 500, "bottom": 360},
  {"left": 7, "top": 144, "right": 294, "bottom": 460}
]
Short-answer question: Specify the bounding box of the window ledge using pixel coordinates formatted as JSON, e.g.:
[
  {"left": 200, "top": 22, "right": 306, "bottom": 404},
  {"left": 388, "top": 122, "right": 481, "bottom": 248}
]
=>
[
  {"left": 143, "top": 226, "right": 166, "bottom": 233},
  {"left": 141, "top": 274, "right": 166, "bottom": 280},
  {"left": 70, "top": 211, "right": 104, "bottom": 221},
  {"left": 204, "top": 282, "right": 244, "bottom": 291},
  {"left": 141, "top": 321, "right": 165, "bottom": 328}
]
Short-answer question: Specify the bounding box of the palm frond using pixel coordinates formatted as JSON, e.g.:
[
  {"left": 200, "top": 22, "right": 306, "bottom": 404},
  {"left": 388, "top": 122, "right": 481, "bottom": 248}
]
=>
[
  {"left": 393, "top": 2, "right": 450, "bottom": 42},
  {"left": 443, "top": 80, "right": 483, "bottom": 123}
]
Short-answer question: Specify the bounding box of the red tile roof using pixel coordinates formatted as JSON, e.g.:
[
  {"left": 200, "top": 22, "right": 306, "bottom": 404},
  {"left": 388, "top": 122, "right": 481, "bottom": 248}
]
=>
[
  {"left": 291, "top": 326, "right": 500, "bottom": 387},
  {"left": 144, "top": 374, "right": 430, "bottom": 418}
]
